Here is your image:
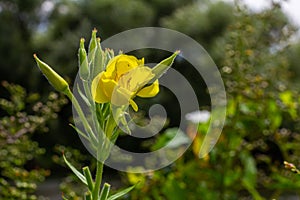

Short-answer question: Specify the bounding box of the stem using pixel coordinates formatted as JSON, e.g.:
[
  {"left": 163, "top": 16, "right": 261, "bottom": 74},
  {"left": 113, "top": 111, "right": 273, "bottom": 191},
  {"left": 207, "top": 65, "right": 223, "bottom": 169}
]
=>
[
  {"left": 105, "top": 114, "right": 116, "bottom": 139},
  {"left": 65, "top": 88, "right": 98, "bottom": 145},
  {"left": 92, "top": 161, "right": 104, "bottom": 200},
  {"left": 92, "top": 110, "right": 116, "bottom": 199}
]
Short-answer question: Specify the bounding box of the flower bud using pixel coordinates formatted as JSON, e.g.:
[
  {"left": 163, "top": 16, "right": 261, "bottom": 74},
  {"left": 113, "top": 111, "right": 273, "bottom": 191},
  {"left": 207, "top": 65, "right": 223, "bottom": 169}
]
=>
[
  {"left": 78, "top": 38, "right": 89, "bottom": 80},
  {"left": 151, "top": 50, "right": 180, "bottom": 82},
  {"left": 88, "top": 28, "right": 97, "bottom": 56},
  {"left": 34, "top": 54, "right": 70, "bottom": 94}
]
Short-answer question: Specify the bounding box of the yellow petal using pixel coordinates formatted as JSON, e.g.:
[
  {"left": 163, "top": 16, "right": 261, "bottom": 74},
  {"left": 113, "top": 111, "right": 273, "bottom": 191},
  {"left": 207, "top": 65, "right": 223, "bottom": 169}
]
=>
[
  {"left": 105, "top": 55, "right": 122, "bottom": 77},
  {"left": 111, "top": 86, "right": 132, "bottom": 106},
  {"left": 129, "top": 99, "right": 138, "bottom": 112},
  {"left": 105, "top": 55, "right": 141, "bottom": 79},
  {"left": 137, "top": 80, "right": 159, "bottom": 98},
  {"left": 102, "top": 78, "right": 118, "bottom": 99},
  {"left": 115, "top": 55, "right": 140, "bottom": 77},
  {"left": 119, "top": 66, "right": 154, "bottom": 92},
  {"left": 91, "top": 72, "right": 110, "bottom": 103},
  {"left": 137, "top": 57, "right": 144, "bottom": 66}
]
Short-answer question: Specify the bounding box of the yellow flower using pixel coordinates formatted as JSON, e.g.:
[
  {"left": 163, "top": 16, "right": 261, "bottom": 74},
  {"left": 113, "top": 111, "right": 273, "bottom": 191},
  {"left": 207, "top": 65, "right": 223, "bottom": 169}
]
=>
[{"left": 91, "top": 54, "right": 159, "bottom": 111}]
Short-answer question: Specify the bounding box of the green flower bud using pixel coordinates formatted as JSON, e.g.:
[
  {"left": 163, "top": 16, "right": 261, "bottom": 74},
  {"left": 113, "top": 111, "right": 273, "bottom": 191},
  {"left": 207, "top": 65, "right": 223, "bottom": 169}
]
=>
[
  {"left": 33, "top": 54, "right": 70, "bottom": 95},
  {"left": 88, "top": 28, "right": 97, "bottom": 56},
  {"left": 78, "top": 38, "right": 89, "bottom": 80},
  {"left": 150, "top": 50, "right": 180, "bottom": 82},
  {"left": 93, "top": 37, "right": 105, "bottom": 77}
]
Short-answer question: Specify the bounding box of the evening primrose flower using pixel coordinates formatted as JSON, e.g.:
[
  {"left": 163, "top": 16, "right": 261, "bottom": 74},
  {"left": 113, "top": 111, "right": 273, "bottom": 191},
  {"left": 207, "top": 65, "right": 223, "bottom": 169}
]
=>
[{"left": 91, "top": 54, "right": 159, "bottom": 111}]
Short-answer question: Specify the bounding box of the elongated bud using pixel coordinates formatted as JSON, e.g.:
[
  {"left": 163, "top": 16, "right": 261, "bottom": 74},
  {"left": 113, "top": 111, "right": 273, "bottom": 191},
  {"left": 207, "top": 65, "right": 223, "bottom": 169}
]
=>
[
  {"left": 106, "top": 48, "right": 114, "bottom": 60},
  {"left": 88, "top": 28, "right": 97, "bottom": 55},
  {"left": 33, "top": 54, "right": 70, "bottom": 94},
  {"left": 150, "top": 50, "right": 180, "bottom": 82},
  {"left": 88, "top": 29, "right": 98, "bottom": 79},
  {"left": 78, "top": 38, "right": 89, "bottom": 80},
  {"left": 92, "top": 38, "right": 104, "bottom": 78}
]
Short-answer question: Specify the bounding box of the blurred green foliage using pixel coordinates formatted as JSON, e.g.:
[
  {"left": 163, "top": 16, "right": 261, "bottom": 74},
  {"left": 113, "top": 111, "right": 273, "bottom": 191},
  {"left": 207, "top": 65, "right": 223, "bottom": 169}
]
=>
[
  {"left": 123, "top": 3, "right": 300, "bottom": 200},
  {"left": 1, "top": 0, "right": 300, "bottom": 199},
  {"left": 0, "top": 81, "right": 67, "bottom": 199}
]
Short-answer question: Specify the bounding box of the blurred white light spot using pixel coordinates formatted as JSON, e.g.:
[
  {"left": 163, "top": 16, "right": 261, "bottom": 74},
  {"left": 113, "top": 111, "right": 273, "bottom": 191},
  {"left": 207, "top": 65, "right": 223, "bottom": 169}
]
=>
[
  {"left": 41, "top": 1, "right": 54, "bottom": 13},
  {"left": 185, "top": 110, "right": 211, "bottom": 123}
]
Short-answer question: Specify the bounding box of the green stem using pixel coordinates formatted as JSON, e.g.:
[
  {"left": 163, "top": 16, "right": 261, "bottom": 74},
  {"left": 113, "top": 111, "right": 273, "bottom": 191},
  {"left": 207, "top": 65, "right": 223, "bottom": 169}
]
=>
[
  {"left": 93, "top": 161, "right": 104, "bottom": 200},
  {"left": 105, "top": 114, "right": 114, "bottom": 139},
  {"left": 65, "top": 88, "right": 98, "bottom": 145}
]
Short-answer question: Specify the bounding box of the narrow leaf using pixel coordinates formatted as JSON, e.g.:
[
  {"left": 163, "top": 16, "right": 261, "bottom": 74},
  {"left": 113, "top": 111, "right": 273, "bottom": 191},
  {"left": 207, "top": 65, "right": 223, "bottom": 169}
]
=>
[
  {"left": 107, "top": 184, "right": 137, "bottom": 200},
  {"left": 83, "top": 166, "right": 94, "bottom": 192},
  {"left": 63, "top": 154, "right": 87, "bottom": 185},
  {"left": 84, "top": 192, "right": 92, "bottom": 200},
  {"left": 69, "top": 124, "right": 90, "bottom": 141},
  {"left": 100, "top": 183, "right": 111, "bottom": 200},
  {"left": 77, "top": 84, "right": 91, "bottom": 107}
]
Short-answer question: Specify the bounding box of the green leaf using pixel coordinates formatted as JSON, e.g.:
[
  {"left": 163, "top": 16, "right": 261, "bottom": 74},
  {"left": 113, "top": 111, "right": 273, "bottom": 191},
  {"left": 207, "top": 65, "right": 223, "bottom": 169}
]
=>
[
  {"left": 150, "top": 50, "right": 180, "bottom": 82},
  {"left": 69, "top": 123, "right": 91, "bottom": 143},
  {"left": 77, "top": 84, "right": 91, "bottom": 107},
  {"left": 107, "top": 184, "right": 137, "bottom": 200},
  {"left": 63, "top": 154, "right": 87, "bottom": 185},
  {"left": 100, "top": 183, "right": 111, "bottom": 200},
  {"left": 84, "top": 192, "right": 92, "bottom": 200},
  {"left": 83, "top": 166, "right": 94, "bottom": 192}
]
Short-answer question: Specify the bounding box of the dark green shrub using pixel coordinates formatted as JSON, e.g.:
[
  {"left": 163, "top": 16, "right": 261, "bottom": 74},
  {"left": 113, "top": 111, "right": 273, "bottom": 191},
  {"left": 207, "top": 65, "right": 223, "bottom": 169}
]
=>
[{"left": 0, "top": 81, "right": 67, "bottom": 199}]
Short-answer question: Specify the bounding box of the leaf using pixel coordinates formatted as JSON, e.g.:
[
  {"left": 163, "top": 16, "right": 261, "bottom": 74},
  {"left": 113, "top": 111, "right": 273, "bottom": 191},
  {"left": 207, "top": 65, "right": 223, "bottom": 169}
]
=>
[
  {"left": 84, "top": 192, "right": 92, "bottom": 200},
  {"left": 83, "top": 166, "right": 94, "bottom": 192},
  {"left": 100, "top": 183, "right": 111, "bottom": 200},
  {"left": 69, "top": 123, "right": 91, "bottom": 142},
  {"left": 77, "top": 84, "right": 91, "bottom": 107},
  {"left": 63, "top": 154, "right": 87, "bottom": 185},
  {"left": 107, "top": 184, "right": 137, "bottom": 200}
]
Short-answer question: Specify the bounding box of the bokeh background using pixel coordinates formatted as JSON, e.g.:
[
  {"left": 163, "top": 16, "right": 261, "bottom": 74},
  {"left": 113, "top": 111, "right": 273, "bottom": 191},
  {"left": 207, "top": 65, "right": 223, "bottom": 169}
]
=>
[{"left": 1, "top": 0, "right": 300, "bottom": 199}]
